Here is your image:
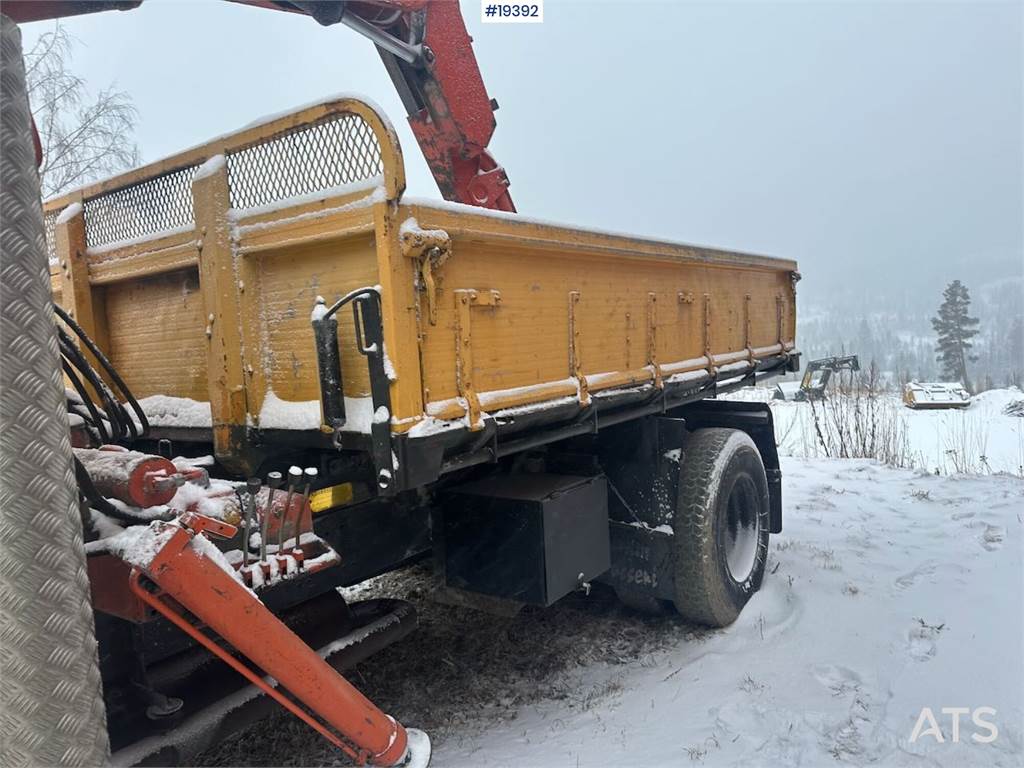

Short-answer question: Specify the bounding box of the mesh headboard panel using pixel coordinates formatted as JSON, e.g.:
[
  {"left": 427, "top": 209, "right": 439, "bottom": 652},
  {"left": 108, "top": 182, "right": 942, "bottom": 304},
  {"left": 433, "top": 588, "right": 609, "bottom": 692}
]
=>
[
  {"left": 84, "top": 165, "right": 197, "bottom": 249},
  {"left": 44, "top": 209, "right": 58, "bottom": 262},
  {"left": 227, "top": 113, "right": 384, "bottom": 211},
  {"left": 68, "top": 111, "right": 384, "bottom": 250}
]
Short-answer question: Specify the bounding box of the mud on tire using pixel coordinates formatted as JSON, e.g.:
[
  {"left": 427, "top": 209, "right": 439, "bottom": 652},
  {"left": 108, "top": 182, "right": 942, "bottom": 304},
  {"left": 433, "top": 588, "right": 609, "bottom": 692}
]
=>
[{"left": 673, "top": 428, "right": 770, "bottom": 627}]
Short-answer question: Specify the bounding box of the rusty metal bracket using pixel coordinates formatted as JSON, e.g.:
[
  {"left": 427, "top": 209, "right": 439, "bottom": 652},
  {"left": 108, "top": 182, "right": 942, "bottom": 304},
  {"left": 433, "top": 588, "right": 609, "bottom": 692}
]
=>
[
  {"left": 400, "top": 223, "right": 451, "bottom": 326},
  {"left": 775, "top": 294, "right": 785, "bottom": 348},
  {"left": 647, "top": 292, "right": 663, "bottom": 389},
  {"left": 568, "top": 291, "right": 591, "bottom": 406},
  {"left": 454, "top": 289, "right": 501, "bottom": 431},
  {"left": 744, "top": 293, "right": 754, "bottom": 364},
  {"left": 703, "top": 293, "right": 714, "bottom": 375}
]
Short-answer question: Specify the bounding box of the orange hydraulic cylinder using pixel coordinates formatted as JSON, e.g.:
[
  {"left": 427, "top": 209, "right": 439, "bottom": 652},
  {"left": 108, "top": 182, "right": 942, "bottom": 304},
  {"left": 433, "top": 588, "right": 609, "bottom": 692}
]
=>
[{"left": 135, "top": 516, "right": 408, "bottom": 766}]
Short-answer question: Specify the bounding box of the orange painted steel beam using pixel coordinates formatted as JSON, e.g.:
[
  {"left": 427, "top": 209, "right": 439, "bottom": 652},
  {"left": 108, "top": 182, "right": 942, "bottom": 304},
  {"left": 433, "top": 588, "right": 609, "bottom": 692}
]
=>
[{"left": 128, "top": 512, "right": 415, "bottom": 766}]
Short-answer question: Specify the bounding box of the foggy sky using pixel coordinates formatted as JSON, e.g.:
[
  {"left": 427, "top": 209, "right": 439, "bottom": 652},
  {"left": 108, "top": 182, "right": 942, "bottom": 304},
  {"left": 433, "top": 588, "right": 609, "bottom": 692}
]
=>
[{"left": 19, "top": 0, "right": 1023, "bottom": 301}]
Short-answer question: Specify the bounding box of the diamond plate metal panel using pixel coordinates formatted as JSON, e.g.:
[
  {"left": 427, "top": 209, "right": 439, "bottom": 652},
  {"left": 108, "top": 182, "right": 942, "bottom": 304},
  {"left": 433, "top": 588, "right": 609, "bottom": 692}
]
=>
[{"left": 0, "top": 15, "right": 109, "bottom": 767}]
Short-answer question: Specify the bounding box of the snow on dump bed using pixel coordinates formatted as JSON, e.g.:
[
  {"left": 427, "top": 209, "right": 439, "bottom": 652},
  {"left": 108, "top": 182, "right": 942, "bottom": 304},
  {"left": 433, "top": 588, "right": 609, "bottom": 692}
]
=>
[
  {"left": 258, "top": 391, "right": 375, "bottom": 433},
  {"left": 55, "top": 201, "right": 83, "bottom": 225},
  {"left": 257, "top": 391, "right": 321, "bottom": 431},
  {"left": 87, "top": 224, "right": 196, "bottom": 256},
  {"left": 238, "top": 92, "right": 391, "bottom": 134},
  {"left": 138, "top": 392, "right": 377, "bottom": 433},
  {"left": 194, "top": 153, "right": 226, "bottom": 181},
  {"left": 231, "top": 181, "right": 384, "bottom": 223},
  {"left": 399, "top": 216, "right": 448, "bottom": 243},
  {"left": 138, "top": 395, "right": 213, "bottom": 428},
  {"left": 401, "top": 196, "right": 788, "bottom": 264}
]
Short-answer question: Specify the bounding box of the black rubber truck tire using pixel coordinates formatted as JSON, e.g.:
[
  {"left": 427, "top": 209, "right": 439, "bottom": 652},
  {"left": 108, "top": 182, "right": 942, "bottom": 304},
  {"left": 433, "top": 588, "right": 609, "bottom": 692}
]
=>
[{"left": 673, "top": 428, "right": 770, "bottom": 627}]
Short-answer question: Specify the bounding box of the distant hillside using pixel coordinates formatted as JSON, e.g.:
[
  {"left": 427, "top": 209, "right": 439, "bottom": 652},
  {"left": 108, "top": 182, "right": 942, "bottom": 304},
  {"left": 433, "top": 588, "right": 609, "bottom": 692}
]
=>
[{"left": 797, "top": 274, "right": 1022, "bottom": 390}]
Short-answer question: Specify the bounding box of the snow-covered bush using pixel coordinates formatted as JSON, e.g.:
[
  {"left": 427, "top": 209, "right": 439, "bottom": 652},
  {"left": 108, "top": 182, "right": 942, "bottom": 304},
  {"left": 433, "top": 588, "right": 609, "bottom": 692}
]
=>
[
  {"left": 938, "top": 414, "right": 990, "bottom": 474},
  {"left": 806, "top": 363, "right": 913, "bottom": 468}
]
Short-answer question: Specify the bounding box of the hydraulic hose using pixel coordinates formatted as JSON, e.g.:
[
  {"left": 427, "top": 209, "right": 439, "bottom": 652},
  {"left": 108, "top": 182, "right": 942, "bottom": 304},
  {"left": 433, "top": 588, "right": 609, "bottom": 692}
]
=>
[{"left": 56, "top": 302, "right": 149, "bottom": 444}]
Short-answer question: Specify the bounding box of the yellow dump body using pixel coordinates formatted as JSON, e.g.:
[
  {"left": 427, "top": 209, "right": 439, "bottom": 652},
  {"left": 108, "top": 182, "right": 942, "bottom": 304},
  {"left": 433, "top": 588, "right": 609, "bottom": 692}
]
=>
[{"left": 47, "top": 97, "right": 798, "bottom": 483}]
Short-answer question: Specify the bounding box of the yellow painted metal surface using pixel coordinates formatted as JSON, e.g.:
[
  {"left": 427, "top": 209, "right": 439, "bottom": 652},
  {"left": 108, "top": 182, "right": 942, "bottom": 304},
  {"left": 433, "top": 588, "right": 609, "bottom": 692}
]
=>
[
  {"left": 395, "top": 201, "right": 797, "bottom": 429},
  {"left": 46, "top": 96, "right": 798, "bottom": 468},
  {"left": 309, "top": 483, "right": 355, "bottom": 514},
  {"left": 103, "top": 270, "right": 208, "bottom": 401}
]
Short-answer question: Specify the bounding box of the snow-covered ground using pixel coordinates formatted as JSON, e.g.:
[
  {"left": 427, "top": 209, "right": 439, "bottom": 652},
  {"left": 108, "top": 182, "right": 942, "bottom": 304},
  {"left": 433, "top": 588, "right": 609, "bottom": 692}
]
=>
[
  {"left": 201, "top": 390, "right": 1024, "bottom": 768},
  {"left": 435, "top": 460, "right": 1023, "bottom": 767}
]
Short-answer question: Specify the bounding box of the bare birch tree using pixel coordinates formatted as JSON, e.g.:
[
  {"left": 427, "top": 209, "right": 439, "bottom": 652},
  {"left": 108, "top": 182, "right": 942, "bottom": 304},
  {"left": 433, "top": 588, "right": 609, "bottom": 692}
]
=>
[{"left": 24, "top": 23, "right": 139, "bottom": 198}]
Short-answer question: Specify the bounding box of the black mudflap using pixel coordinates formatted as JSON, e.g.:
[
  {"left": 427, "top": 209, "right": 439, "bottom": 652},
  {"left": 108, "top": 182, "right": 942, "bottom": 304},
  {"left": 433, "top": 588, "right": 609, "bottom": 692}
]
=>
[
  {"left": 602, "top": 521, "right": 677, "bottom": 602},
  {"left": 592, "top": 415, "right": 686, "bottom": 603}
]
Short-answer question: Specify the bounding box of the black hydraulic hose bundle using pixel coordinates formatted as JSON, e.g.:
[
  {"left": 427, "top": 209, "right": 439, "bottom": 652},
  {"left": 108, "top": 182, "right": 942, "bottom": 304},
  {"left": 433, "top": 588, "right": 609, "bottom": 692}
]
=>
[
  {"left": 55, "top": 303, "right": 149, "bottom": 445},
  {"left": 55, "top": 303, "right": 155, "bottom": 523}
]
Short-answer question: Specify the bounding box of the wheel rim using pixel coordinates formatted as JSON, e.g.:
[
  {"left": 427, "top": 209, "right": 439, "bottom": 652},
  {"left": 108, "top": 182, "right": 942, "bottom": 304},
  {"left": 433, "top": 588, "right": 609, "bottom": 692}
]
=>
[{"left": 724, "top": 475, "right": 760, "bottom": 583}]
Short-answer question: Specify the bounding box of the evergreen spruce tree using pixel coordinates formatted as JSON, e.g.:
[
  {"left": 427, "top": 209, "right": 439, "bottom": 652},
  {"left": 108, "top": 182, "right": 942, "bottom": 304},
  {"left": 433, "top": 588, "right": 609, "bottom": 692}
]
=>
[{"left": 931, "top": 280, "right": 979, "bottom": 390}]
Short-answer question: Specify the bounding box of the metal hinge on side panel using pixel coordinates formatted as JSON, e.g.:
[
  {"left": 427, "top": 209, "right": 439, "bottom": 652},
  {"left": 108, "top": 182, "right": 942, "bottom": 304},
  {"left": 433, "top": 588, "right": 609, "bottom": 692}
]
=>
[
  {"left": 454, "top": 289, "right": 501, "bottom": 430},
  {"left": 775, "top": 294, "right": 785, "bottom": 347},
  {"left": 703, "top": 293, "right": 714, "bottom": 375},
  {"left": 568, "top": 291, "right": 591, "bottom": 406},
  {"left": 744, "top": 293, "right": 754, "bottom": 364},
  {"left": 400, "top": 222, "right": 451, "bottom": 326},
  {"left": 647, "top": 292, "right": 663, "bottom": 389}
]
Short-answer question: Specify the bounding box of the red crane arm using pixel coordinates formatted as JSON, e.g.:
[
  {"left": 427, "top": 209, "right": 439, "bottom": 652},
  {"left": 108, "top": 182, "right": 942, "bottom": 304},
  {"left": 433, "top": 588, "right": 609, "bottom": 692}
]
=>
[{"left": 1, "top": 0, "right": 515, "bottom": 212}]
